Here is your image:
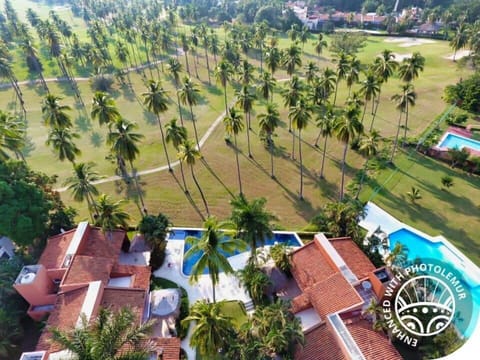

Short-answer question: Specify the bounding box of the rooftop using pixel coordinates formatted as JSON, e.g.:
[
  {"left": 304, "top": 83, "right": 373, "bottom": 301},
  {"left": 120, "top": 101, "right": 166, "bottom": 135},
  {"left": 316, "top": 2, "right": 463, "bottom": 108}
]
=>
[
  {"left": 329, "top": 237, "right": 376, "bottom": 280},
  {"left": 295, "top": 324, "right": 346, "bottom": 360},
  {"left": 61, "top": 255, "right": 114, "bottom": 287}
]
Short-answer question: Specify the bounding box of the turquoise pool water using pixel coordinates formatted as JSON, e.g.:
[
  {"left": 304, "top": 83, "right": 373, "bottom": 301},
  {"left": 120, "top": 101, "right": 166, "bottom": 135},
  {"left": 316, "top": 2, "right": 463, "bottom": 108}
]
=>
[
  {"left": 389, "top": 228, "right": 480, "bottom": 338},
  {"left": 438, "top": 133, "right": 480, "bottom": 152},
  {"left": 168, "top": 229, "right": 302, "bottom": 276}
]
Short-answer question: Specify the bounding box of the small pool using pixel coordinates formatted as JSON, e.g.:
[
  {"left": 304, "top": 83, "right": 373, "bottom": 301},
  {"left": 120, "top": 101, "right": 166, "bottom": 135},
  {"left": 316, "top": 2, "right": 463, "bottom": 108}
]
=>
[
  {"left": 167, "top": 228, "right": 302, "bottom": 276},
  {"left": 389, "top": 228, "right": 480, "bottom": 338},
  {"left": 437, "top": 132, "right": 480, "bottom": 152}
]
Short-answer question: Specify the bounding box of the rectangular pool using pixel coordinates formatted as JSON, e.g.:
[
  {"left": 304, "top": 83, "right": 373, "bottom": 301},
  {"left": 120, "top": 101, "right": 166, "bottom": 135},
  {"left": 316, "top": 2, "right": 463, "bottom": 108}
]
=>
[{"left": 438, "top": 132, "right": 480, "bottom": 152}]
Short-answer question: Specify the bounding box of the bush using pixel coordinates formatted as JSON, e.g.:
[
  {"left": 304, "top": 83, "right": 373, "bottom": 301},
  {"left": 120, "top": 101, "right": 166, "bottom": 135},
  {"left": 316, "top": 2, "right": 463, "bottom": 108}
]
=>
[
  {"left": 270, "top": 243, "right": 292, "bottom": 277},
  {"left": 90, "top": 74, "right": 114, "bottom": 92},
  {"left": 444, "top": 74, "right": 480, "bottom": 114}
]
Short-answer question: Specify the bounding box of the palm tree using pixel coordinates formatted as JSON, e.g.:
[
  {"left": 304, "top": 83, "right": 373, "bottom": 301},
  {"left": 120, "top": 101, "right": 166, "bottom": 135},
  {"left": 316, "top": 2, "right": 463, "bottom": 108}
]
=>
[
  {"left": 183, "top": 300, "right": 234, "bottom": 357},
  {"left": 64, "top": 162, "right": 102, "bottom": 220},
  {"left": 108, "top": 118, "right": 146, "bottom": 212},
  {"left": 282, "top": 43, "right": 302, "bottom": 78},
  {"left": 180, "top": 33, "right": 191, "bottom": 76},
  {"left": 258, "top": 103, "right": 280, "bottom": 178},
  {"left": 281, "top": 75, "right": 304, "bottom": 132},
  {"left": 185, "top": 216, "right": 245, "bottom": 302},
  {"left": 356, "top": 130, "right": 380, "bottom": 198},
  {"left": 94, "top": 194, "right": 130, "bottom": 232},
  {"left": 407, "top": 187, "right": 422, "bottom": 204},
  {"left": 314, "top": 33, "right": 328, "bottom": 64},
  {"left": 289, "top": 98, "right": 311, "bottom": 199},
  {"left": 359, "top": 71, "right": 380, "bottom": 124},
  {"left": 345, "top": 55, "right": 362, "bottom": 97},
  {"left": 390, "top": 84, "right": 416, "bottom": 162},
  {"left": 237, "top": 261, "right": 271, "bottom": 305},
  {"left": 51, "top": 307, "right": 154, "bottom": 360},
  {"left": 238, "top": 58, "right": 255, "bottom": 86},
  {"left": 214, "top": 59, "right": 233, "bottom": 114},
  {"left": 178, "top": 76, "right": 201, "bottom": 148},
  {"left": 397, "top": 52, "right": 425, "bottom": 83},
  {"left": 199, "top": 23, "right": 211, "bottom": 84},
  {"left": 167, "top": 57, "right": 184, "bottom": 125},
  {"left": 224, "top": 107, "right": 245, "bottom": 195},
  {"left": 0, "top": 111, "right": 25, "bottom": 161},
  {"left": 334, "top": 104, "right": 364, "bottom": 201},
  {"left": 235, "top": 85, "right": 256, "bottom": 158},
  {"left": 316, "top": 104, "right": 335, "bottom": 178},
  {"left": 142, "top": 80, "right": 172, "bottom": 171},
  {"left": 166, "top": 118, "right": 188, "bottom": 192},
  {"left": 91, "top": 91, "right": 120, "bottom": 129},
  {"left": 264, "top": 45, "right": 281, "bottom": 77},
  {"left": 299, "top": 26, "right": 310, "bottom": 51},
  {"left": 178, "top": 139, "right": 209, "bottom": 217},
  {"left": 304, "top": 61, "right": 319, "bottom": 84},
  {"left": 230, "top": 195, "right": 276, "bottom": 262},
  {"left": 257, "top": 71, "right": 276, "bottom": 102},
  {"left": 254, "top": 22, "right": 268, "bottom": 73},
  {"left": 0, "top": 57, "right": 25, "bottom": 117},
  {"left": 450, "top": 23, "right": 468, "bottom": 61},
  {"left": 333, "top": 52, "right": 350, "bottom": 105},
  {"left": 41, "top": 94, "right": 72, "bottom": 129},
  {"left": 46, "top": 126, "right": 81, "bottom": 164},
  {"left": 385, "top": 242, "right": 408, "bottom": 266}
]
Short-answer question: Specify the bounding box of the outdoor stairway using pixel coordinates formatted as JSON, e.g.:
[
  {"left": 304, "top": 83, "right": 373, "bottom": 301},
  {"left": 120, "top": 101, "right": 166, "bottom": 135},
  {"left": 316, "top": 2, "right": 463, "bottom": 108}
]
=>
[{"left": 243, "top": 299, "right": 255, "bottom": 313}]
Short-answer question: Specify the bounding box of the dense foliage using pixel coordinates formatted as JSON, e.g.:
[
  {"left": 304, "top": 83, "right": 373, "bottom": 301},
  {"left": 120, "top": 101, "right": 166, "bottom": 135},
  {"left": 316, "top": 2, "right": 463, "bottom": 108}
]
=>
[
  {"left": 444, "top": 74, "right": 480, "bottom": 114},
  {"left": 139, "top": 212, "right": 171, "bottom": 270}
]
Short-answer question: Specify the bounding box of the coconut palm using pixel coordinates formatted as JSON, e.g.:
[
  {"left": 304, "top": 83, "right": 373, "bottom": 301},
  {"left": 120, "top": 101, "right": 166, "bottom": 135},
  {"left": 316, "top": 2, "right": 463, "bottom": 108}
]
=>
[
  {"left": 178, "top": 76, "right": 201, "bottom": 148},
  {"left": 91, "top": 91, "right": 120, "bottom": 129},
  {"left": 289, "top": 98, "right": 311, "bottom": 199},
  {"left": 391, "top": 83, "right": 416, "bottom": 161},
  {"left": 51, "top": 307, "right": 154, "bottom": 360},
  {"left": 398, "top": 52, "right": 425, "bottom": 83},
  {"left": 214, "top": 59, "right": 233, "bottom": 114},
  {"left": 281, "top": 75, "right": 304, "bottom": 132},
  {"left": 304, "top": 61, "right": 319, "bottom": 84},
  {"left": 238, "top": 58, "right": 255, "bottom": 86},
  {"left": 223, "top": 107, "right": 245, "bottom": 194},
  {"left": 142, "top": 80, "right": 172, "bottom": 171},
  {"left": 235, "top": 85, "right": 256, "bottom": 158},
  {"left": 254, "top": 22, "right": 268, "bottom": 73},
  {"left": 450, "top": 23, "right": 468, "bottom": 61},
  {"left": 185, "top": 216, "right": 245, "bottom": 302},
  {"left": 94, "top": 194, "right": 130, "bottom": 232},
  {"left": 230, "top": 195, "right": 276, "bottom": 262},
  {"left": 345, "top": 55, "right": 362, "bottom": 97},
  {"left": 258, "top": 103, "right": 280, "bottom": 178},
  {"left": 407, "top": 187, "right": 422, "bottom": 204},
  {"left": 178, "top": 139, "right": 209, "bottom": 217},
  {"left": 64, "top": 162, "right": 102, "bottom": 220},
  {"left": 0, "top": 57, "right": 25, "bottom": 117},
  {"left": 316, "top": 104, "right": 335, "bottom": 178},
  {"left": 167, "top": 57, "right": 184, "bottom": 125},
  {"left": 46, "top": 127, "right": 80, "bottom": 164},
  {"left": 264, "top": 45, "right": 281, "bottom": 77},
  {"left": 182, "top": 300, "right": 235, "bottom": 357},
  {"left": 334, "top": 104, "right": 363, "bottom": 201},
  {"left": 356, "top": 130, "right": 380, "bottom": 198},
  {"left": 333, "top": 52, "right": 350, "bottom": 105},
  {"left": 359, "top": 71, "right": 380, "bottom": 124},
  {"left": 257, "top": 71, "right": 276, "bottom": 102},
  {"left": 237, "top": 262, "right": 271, "bottom": 306},
  {"left": 180, "top": 32, "right": 191, "bottom": 76},
  {"left": 385, "top": 242, "right": 408, "bottom": 267},
  {"left": 198, "top": 23, "right": 211, "bottom": 84},
  {"left": 314, "top": 33, "right": 328, "bottom": 64},
  {"left": 282, "top": 43, "right": 302, "bottom": 78},
  {"left": 0, "top": 111, "right": 25, "bottom": 161},
  {"left": 166, "top": 118, "right": 188, "bottom": 192},
  {"left": 41, "top": 94, "right": 72, "bottom": 129}
]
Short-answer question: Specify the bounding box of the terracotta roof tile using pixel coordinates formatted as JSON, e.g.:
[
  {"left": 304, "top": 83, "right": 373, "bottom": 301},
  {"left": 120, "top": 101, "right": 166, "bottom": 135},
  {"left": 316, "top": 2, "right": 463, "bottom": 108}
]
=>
[
  {"left": 100, "top": 288, "right": 147, "bottom": 324},
  {"left": 78, "top": 228, "right": 124, "bottom": 259},
  {"left": 347, "top": 320, "right": 403, "bottom": 360},
  {"left": 305, "top": 273, "right": 363, "bottom": 319},
  {"left": 36, "top": 286, "right": 89, "bottom": 353},
  {"left": 61, "top": 255, "right": 114, "bottom": 287},
  {"left": 111, "top": 264, "right": 152, "bottom": 289},
  {"left": 329, "top": 237, "right": 376, "bottom": 280},
  {"left": 38, "top": 230, "right": 75, "bottom": 269},
  {"left": 153, "top": 337, "right": 181, "bottom": 360},
  {"left": 291, "top": 292, "right": 311, "bottom": 314},
  {"left": 295, "top": 324, "right": 346, "bottom": 360}
]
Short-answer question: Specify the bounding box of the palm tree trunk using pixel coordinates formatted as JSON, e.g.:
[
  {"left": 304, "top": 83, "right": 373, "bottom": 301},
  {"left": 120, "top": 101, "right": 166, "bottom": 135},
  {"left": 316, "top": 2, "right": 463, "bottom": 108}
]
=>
[
  {"left": 320, "top": 135, "right": 328, "bottom": 179},
  {"left": 175, "top": 90, "right": 184, "bottom": 126},
  {"left": 129, "top": 160, "right": 146, "bottom": 214},
  {"left": 355, "top": 161, "right": 368, "bottom": 199},
  {"left": 403, "top": 100, "right": 409, "bottom": 147},
  {"left": 234, "top": 135, "right": 242, "bottom": 194},
  {"left": 340, "top": 142, "right": 348, "bottom": 201},
  {"left": 361, "top": 98, "right": 368, "bottom": 124},
  {"left": 223, "top": 85, "right": 228, "bottom": 115},
  {"left": 211, "top": 277, "right": 216, "bottom": 303},
  {"left": 157, "top": 115, "right": 172, "bottom": 171},
  {"left": 291, "top": 130, "right": 295, "bottom": 160},
  {"left": 259, "top": 45, "right": 263, "bottom": 74},
  {"left": 269, "top": 134, "right": 275, "bottom": 178},
  {"left": 184, "top": 52, "right": 191, "bottom": 76},
  {"left": 88, "top": 191, "right": 99, "bottom": 217},
  {"left": 193, "top": 52, "right": 199, "bottom": 79},
  {"left": 204, "top": 46, "right": 211, "bottom": 84},
  {"left": 333, "top": 78, "right": 340, "bottom": 105},
  {"left": 143, "top": 40, "right": 153, "bottom": 78},
  {"left": 299, "top": 130, "right": 303, "bottom": 199},
  {"left": 245, "top": 114, "right": 252, "bottom": 158},
  {"left": 190, "top": 164, "right": 209, "bottom": 217},
  {"left": 179, "top": 161, "right": 188, "bottom": 193},
  {"left": 190, "top": 105, "right": 200, "bottom": 149},
  {"left": 390, "top": 112, "right": 403, "bottom": 163},
  {"left": 314, "top": 128, "right": 322, "bottom": 147},
  {"left": 370, "top": 90, "right": 381, "bottom": 132}
]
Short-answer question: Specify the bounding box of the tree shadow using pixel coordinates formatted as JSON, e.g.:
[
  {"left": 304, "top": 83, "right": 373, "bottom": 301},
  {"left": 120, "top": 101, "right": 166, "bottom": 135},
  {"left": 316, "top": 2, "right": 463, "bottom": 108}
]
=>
[
  {"left": 90, "top": 131, "right": 103, "bottom": 148},
  {"left": 143, "top": 109, "right": 157, "bottom": 126},
  {"left": 75, "top": 114, "right": 92, "bottom": 133},
  {"left": 204, "top": 84, "right": 222, "bottom": 96},
  {"left": 169, "top": 170, "right": 205, "bottom": 222},
  {"left": 200, "top": 158, "right": 235, "bottom": 198}
]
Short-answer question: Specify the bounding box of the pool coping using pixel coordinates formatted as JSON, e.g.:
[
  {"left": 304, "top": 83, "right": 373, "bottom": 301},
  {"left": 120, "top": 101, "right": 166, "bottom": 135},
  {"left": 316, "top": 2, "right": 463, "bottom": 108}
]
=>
[{"left": 434, "top": 129, "right": 480, "bottom": 157}]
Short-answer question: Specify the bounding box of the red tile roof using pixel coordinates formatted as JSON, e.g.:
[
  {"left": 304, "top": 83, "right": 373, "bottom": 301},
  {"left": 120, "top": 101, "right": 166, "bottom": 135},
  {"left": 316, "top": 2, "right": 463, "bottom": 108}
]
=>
[
  {"left": 153, "top": 337, "right": 181, "bottom": 360},
  {"left": 62, "top": 255, "right": 114, "bottom": 287},
  {"left": 329, "top": 237, "right": 376, "bottom": 280},
  {"left": 100, "top": 288, "right": 147, "bottom": 325},
  {"left": 78, "top": 228, "right": 124, "bottom": 259},
  {"left": 38, "top": 230, "right": 76, "bottom": 269},
  {"left": 111, "top": 264, "right": 152, "bottom": 289},
  {"left": 295, "top": 324, "right": 346, "bottom": 360},
  {"left": 36, "top": 286, "right": 89, "bottom": 353},
  {"left": 347, "top": 320, "right": 402, "bottom": 360}
]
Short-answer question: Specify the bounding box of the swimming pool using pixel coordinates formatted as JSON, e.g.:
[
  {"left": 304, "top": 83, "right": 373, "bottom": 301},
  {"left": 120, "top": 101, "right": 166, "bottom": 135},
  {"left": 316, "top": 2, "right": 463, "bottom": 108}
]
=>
[
  {"left": 437, "top": 132, "right": 480, "bottom": 152},
  {"left": 167, "top": 228, "right": 302, "bottom": 276},
  {"left": 389, "top": 228, "right": 480, "bottom": 338}
]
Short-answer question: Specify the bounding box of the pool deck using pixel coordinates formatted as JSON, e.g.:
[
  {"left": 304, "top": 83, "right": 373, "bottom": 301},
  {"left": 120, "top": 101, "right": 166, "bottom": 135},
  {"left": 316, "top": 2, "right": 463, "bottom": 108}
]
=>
[{"left": 433, "top": 127, "right": 480, "bottom": 157}]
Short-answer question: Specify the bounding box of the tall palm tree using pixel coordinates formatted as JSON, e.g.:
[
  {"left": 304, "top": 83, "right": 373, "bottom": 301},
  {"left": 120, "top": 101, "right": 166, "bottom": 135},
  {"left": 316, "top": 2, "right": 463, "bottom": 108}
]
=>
[
  {"left": 345, "top": 55, "right": 362, "bottom": 97},
  {"left": 264, "top": 45, "right": 281, "bottom": 78},
  {"left": 214, "top": 59, "right": 233, "bottom": 114},
  {"left": 51, "top": 307, "right": 154, "bottom": 360},
  {"left": 167, "top": 57, "right": 184, "bottom": 125},
  {"left": 0, "top": 57, "right": 25, "bottom": 117},
  {"left": 304, "top": 61, "right": 319, "bottom": 84},
  {"left": 180, "top": 32, "right": 191, "bottom": 76},
  {"left": 108, "top": 118, "right": 146, "bottom": 212},
  {"left": 257, "top": 71, "right": 276, "bottom": 102},
  {"left": 166, "top": 118, "right": 188, "bottom": 192},
  {"left": 359, "top": 71, "right": 380, "bottom": 124},
  {"left": 178, "top": 76, "right": 201, "bottom": 148},
  {"left": 178, "top": 139, "right": 209, "bottom": 217},
  {"left": 316, "top": 104, "right": 335, "bottom": 179},
  {"left": 0, "top": 110, "right": 25, "bottom": 161},
  {"left": 94, "top": 194, "right": 130, "bottom": 232},
  {"left": 397, "top": 52, "right": 425, "bottom": 83},
  {"left": 391, "top": 84, "right": 416, "bottom": 162},
  {"left": 314, "top": 33, "right": 328, "bottom": 65},
  {"left": 258, "top": 103, "right": 280, "bottom": 178},
  {"left": 142, "top": 80, "right": 172, "bottom": 171},
  {"left": 183, "top": 300, "right": 235, "bottom": 357},
  {"left": 289, "top": 98, "right": 311, "bottom": 199},
  {"left": 450, "top": 23, "right": 468, "bottom": 61},
  {"left": 199, "top": 24, "right": 211, "bottom": 84},
  {"left": 238, "top": 58, "right": 255, "bottom": 86},
  {"left": 64, "top": 162, "right": 102, "bottom": 220},
  {"left": 185, "top": 216, "right": 245, "bottom": 302},
  {"left": 281, "top": 75, "right": 304, "bottom": 132},
  {"left": 254, "top": 22, "right": 268, "bottom": 73},
  {"left": 235, "top": 85, "right": 256, "bottom": 158},
  {"left": 230, "top": 195, "right": 276, "bottom": 262},
  {"left": 91, "top": 91, "right": 120, "bottom": 129},
  {"left": 46, "top": 126, "right": 81, "bottom": 164},
  {"left": 224, "top": 107, "right": 245, "bottom": 195},
  {"left": 333, "top": 52, "right": 350, "bottom": 105},
  {"left": 41, "top": 94, "right": 72, "bottom": 129},
  {"left": 334, "top": 104, "right": 363, "bottom": 201},
  {"left": 282, "top": 43, "right": 302, "bottom": 78},
  {"left": 356, "top": 130, "right": 380, "bottom": 198}
]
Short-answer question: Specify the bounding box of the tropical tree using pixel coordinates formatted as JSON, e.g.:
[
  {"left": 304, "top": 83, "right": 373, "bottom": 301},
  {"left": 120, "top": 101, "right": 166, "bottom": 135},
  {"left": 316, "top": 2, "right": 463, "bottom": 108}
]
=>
[
  {"left": 257, "top": 71, "right": 276, "bottom": 102},
  {"left": 314, "top": 33, "right": 328, "bottom": 64},
  {"left": 230, "top": 195, "right": 276, "bottom": 262},
  {"left": 333, "top": 52, "right": 350, "bottom": 105},
  {"left": 258, "top": 103, "right": 280, "bottom": 178},
  {"left": 180, "top": 32, "right": 191, "bottom": 76},
  {"left": 178, "top": 76, "right": 201, "bottom": 148},
  {"left": 214, "top": 59, "right": 233, "bottom": 114},
  {"left": 165, "top": 118, "right": 188, "bottom": 192},
  {"left": 304, "top": 61, "right": 319, "bottom": 84},
  {"left": 182, "top": 300, "right": 235, "bottom": 357},
  {"left": 41, "top": 94, "right": 72, "bottom": 129},
  {"left": 316, "top": 104, "right": 335, "bottom": 178},
  {"left": 51, "top": 307, "right": 154, "bottom": 360},
  {"left": 94, "top": 194, "right": 130, "bottom": 232},
  {"left": 223, "top": 107, "right": 245, "bottom": 194},
  {"left": 264, "top": 45, "right": 281, "bottom": 77},
  {"left": 91, "top": 91, "right": 120, "bottom": 129},
  {"left": 178, "top": 139, "right": 209, "bottom": 217},
  {"left": 237, "top": 261, "right": 271, "bottom": 306},
  {"left": 46, "top": 126, "right": 81, "bottom": 164},
  {"left": 282, "top": 43, "right": 302, "bottom": 78},
  {"left": 185, "top": 216, "right": 245, "bottom": 302},
  {"left": 385, "top": 242, "right": 408, "bottom": 267},
  {"left": 356, "top": 130, "right": 380, "bottom": 198},
  {"left": 450, "top": 23, "right": 469, "bottom": 61},
  {"left": 254, "top": 22, "right": 268, "bottom": 73},
  {"left": 0, "top": 111, "right": 25, "bottom": 161},
  {"left": 390, "top": 83, "right": 416, "bottom": 161},
  {"left": 198, "top": 24, "right": 211, "bottom": 84},
  {"left": 167, "top": 57, "right": 184, "bottom": 125},
  {"left": 406, "top": 186, "right": 422, "bottom": 204},
  {"left": 238, "top": 58, "right": 255, "bottom": 86},
  {"left": 334, "top": 104, "right": 363, "bottom": 201},
  {"left": 0, "top": 57, "right": 25, "bottom": 116},
  {"left": 64, "top": 162, "right": 101, "bottom": 220},
  {"left": 345, "top": 55, "right": 362, "bottom": 97},
  {"left": 397, "top": 52, "right": 425, "bottom": 83},
  {"left": 142, "top": 80, "right": 172, "bottom": 171},
  {"left": 235, "top": 85, "right": 256, "bottom": 158},
  {"left": 359, "top": 71, "right": 380, "bottom": 124},
  {"left": 441, "top": 175, "right": 454, "bottom": 190},
  {"left": 289, "top": 97, "right": 311, "bottom": 199},
  {"left": 281, "top": 75, "right": 304, "bottom": 132}
]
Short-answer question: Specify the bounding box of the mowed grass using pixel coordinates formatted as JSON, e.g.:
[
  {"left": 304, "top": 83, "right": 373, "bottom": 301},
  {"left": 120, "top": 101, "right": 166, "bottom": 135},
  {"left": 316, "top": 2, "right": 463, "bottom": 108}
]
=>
[{"left": 360, "top": 150, "right": 480, "bottom": 265}]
